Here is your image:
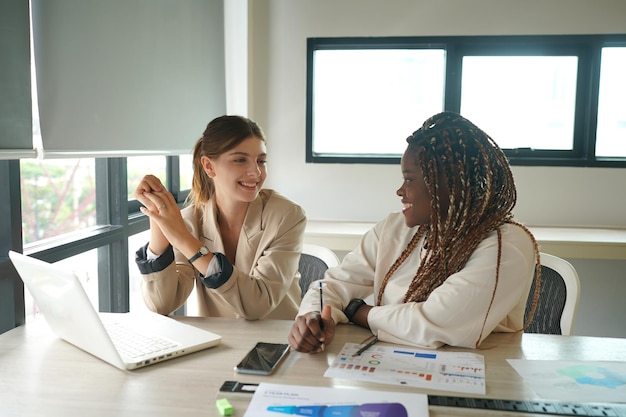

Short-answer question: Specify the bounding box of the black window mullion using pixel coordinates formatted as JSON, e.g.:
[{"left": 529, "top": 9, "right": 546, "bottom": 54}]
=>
[
  {"left": 582, "top": 42, "right": 603, "bottom": 161},
  {"left": 569, "top": 42, "right": 595, "bottom": 162},
  {"left": 166, "top": 155, "right": 181, "bottom": 202},
  {"left": 165, "top": 155, "right": 187, "bottom": 316},
  {"left": 96, "top": 158, "right": 129, "bottom": 313},
  {"left": 0, "top": 160, "right": 25, "bottom": 333},
  {"left": 0, "top": 160, "right": 23, "bottom": 254},
  {"left": 444, "top": 42, "right": 462, "bottom": 113}
]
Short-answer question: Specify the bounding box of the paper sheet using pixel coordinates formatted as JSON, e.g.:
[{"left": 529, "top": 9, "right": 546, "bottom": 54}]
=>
[
  {"left": 507, "top": 359, "right": 626, "bottom": 403},
  {"left": 243, "top": 383, "right": 429, "bottom": 417},
  {"left": 324, "top": 342, "right": 486, "bottom": 395}
]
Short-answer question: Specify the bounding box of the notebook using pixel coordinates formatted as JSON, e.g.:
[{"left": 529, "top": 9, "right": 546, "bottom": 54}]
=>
[{"left": 8, "top": 250, "right": 222, "bottom": 370}]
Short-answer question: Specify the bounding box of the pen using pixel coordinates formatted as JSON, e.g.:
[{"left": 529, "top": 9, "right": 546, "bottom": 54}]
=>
[
  {"left": 318, "top": 281, "right": 324, "bottom": 311},
  {"left": 318, "top": 281, "right": 325, "bottom": 335},
  {"left": 352, "top": 336, "right": 378, "bottom": 357}
]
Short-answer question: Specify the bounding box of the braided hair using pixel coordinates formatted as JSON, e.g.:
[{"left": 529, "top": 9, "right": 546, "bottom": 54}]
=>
[{"left": 377, "top": 112, "right": 541, "bottom": 340}]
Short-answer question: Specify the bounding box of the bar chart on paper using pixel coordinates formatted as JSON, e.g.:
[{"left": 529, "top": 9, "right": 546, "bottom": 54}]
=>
[{"left": 325, "top": 343, "right": 486, "bottom": 394}]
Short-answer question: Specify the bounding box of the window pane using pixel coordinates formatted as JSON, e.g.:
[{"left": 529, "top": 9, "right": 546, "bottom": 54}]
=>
[
  {"left": 461, "top": 56, "right": 578, "bottom": 150},
  {"left": 127, "top": 156, "right": 167, "bottom": 200},
  {"left": 25, "top": 249, "right": 99, "bottom": 322},
  {"left": 596, "top": 47, "right": 626, "bottom": 158},
  {"left": 312, "top": 49, "right": 445, "bottom": 156},
  {"left": 180, "top": 154, "right": 193, "bottom": 191},
  {"left": 128, "top": 229, "right": 150, "bottom": 313},
  {"left": 20, "top": 159, "right": 96, "bottom": 244}
]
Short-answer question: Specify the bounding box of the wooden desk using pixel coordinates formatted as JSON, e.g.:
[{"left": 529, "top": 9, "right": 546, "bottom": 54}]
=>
[{"left": 1, "top": 317, "right": 625, "bottom": 417}]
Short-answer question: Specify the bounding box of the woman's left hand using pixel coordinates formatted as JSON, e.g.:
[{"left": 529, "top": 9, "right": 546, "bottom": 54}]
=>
[{"left": 135, "top": 177, "right": 189, "bottom": 251}]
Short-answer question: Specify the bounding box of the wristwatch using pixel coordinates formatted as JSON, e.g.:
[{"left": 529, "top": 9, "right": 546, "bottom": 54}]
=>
[
  {"left": 188, "top": 246, "right": 210, "bottom": 263},
  {"left": 343, "top": 298, "right": 366, "bottom": 323}
]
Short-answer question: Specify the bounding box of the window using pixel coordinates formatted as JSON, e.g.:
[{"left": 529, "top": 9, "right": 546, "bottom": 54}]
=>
[
  {"left": 2, "top": 0, "right": 224, "bottom": 333},
  {"left": 179, "top": 154, "right": 194, "bottom": 191},
  {"left": 306, "top": 35, "right": 626, "bottom": 167},
  {"left": 126, "top": 155, "right": 193, "bottom": 214},
  {"left": 596, "top": 47, "right": 626, "bottom": 158},
  {"left": 127, "top": 156, "right": 167, "bottom": 200},
  {"left": 460, "top": 56, "right": 578, "bottom": 151},
  {"left": 19, "top": 155, "right": 190, "bottom": 324},
  {"left": 21, "top": 159, "right": 97, "bottom": 245},
  {"left": 311, "top": 48, "right": 445, "bottom": 158}
]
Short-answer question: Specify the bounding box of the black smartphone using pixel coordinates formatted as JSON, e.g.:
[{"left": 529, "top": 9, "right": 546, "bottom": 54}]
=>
[{"left": 234, "top": 342, "right": 290, "bottom": 375}]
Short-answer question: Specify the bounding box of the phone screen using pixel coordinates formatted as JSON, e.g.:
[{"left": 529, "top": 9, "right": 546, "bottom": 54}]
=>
[{"left": 235, "top": 342, "right": 290, "bottom": 375}]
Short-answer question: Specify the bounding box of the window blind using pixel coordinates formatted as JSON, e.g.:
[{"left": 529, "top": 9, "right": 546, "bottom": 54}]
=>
[
  {"left": 31, "top": 0, "right": 226, "bottom": 158},
  {"left": 0, "top": 0, "right": 34, "bottom": 159}
]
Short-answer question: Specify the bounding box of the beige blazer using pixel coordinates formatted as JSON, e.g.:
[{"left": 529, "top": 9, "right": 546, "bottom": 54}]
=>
[{"left": 139, "top": 189, "right": 306, "bottom": 320}]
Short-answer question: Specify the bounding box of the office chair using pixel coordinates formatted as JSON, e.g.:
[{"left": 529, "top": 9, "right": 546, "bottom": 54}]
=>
[
  {"left": 524, "top": 252, "right": 581, "bottom": 336},
  {"left": 298, "top": 243, "right": 340, "bottom": 298}
]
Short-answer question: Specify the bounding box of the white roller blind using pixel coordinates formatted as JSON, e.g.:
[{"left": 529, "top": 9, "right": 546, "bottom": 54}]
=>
[
  {"left": 0, "top": 0, "right": 34, "bottom": 159},
  {"left": 31, "top": 0, "right": 226, "bottom": 158}
]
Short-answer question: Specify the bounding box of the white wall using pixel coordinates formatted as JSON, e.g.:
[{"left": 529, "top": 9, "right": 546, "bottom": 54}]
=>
[{"left": 249, "top": 0, "right": 626, "bottom": 228}]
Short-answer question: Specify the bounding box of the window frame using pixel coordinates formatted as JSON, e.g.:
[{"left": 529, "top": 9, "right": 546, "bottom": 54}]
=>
[
  {"left": 306, "top": 34, "right": 626, "bottom": 168},
  {"left": 0, "top": 155, "right": 190, "bottom": 334}
]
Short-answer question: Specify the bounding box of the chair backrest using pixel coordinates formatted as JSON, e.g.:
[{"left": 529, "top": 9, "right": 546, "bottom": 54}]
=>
[
  {"left": 524, "top": 252, "right": 581, "bottom": 336},
  {"left": 298, "top": 244, "right": 340, "bottom": 298}
]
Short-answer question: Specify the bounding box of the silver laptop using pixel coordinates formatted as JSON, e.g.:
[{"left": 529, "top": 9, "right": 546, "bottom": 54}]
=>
[{"left": 9, "top": 250, "right": 221, "bottom": 370}]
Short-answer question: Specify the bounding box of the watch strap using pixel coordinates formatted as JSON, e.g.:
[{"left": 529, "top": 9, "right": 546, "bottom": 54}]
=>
[
  {"left": 343, "top": 298, "right": 366, "bottom": 323},
  {"left": 188, "top": 246, "right": 209, "bottom": 264}
]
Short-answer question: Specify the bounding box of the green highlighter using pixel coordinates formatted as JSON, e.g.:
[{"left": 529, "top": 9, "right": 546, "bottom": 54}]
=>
[{"left": 216, "top": 398, "right": 234, "bottom": 416}]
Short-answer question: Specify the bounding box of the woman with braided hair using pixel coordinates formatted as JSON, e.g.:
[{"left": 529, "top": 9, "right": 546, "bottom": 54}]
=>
[{"left": 289, "top": 111, "right": 540, "bottom": 352}]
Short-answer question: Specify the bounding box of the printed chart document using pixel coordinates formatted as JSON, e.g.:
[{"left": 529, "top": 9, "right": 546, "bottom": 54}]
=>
[
  {"left": 507, "top": 359, "right": 626, "bottom": 403},
  {"left": 243, "top": 383, "right": 429, "bottom": 417},
  {"left": 324, "top": 342, "right": 486, "bottom": 395}
]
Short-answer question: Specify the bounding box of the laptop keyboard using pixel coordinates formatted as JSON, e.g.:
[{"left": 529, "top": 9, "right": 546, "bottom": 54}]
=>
[{"left": 102, "top": 318, "right": 179, "bottom": 359}]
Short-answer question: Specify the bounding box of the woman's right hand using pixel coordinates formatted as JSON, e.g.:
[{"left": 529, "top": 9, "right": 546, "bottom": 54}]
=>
[{"left": 288, "top": 305, "right": 335, "bottom": 353}]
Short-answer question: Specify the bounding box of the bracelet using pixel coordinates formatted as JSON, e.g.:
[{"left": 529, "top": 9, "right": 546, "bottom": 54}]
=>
[{"left": 343, "top": 298, "right": 366, "bottom": 323}]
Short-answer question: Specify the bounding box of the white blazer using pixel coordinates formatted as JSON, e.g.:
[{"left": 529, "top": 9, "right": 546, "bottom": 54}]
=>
[{"left": 299, "top": 212, "right": 535, "bottom": 348}]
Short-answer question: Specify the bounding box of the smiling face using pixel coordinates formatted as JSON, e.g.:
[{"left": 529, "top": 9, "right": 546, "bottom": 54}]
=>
[
  {"left": 397, "top": 149, "right": 432, "bottom": 228},
  {"left": 201, "top": 136, "right": 267, "bottom": 205}
]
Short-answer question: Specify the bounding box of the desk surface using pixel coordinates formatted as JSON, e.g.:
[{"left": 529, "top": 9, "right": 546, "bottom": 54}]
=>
[{"left": 1, "top": 317, "right": 625, "bottom": 417}]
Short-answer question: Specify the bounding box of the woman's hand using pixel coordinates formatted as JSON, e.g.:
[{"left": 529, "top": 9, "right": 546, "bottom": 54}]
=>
[
  {"left": 288, "top": 305, "right": 335, "bottom": 353},
  {"left": 133, "top": 175, "right": 189, "bottom": 255}
]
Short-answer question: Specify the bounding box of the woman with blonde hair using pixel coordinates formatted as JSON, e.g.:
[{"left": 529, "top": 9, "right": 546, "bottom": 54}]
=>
[{"left": 134, "top": 115, "right": 306, "bottom": 319}]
